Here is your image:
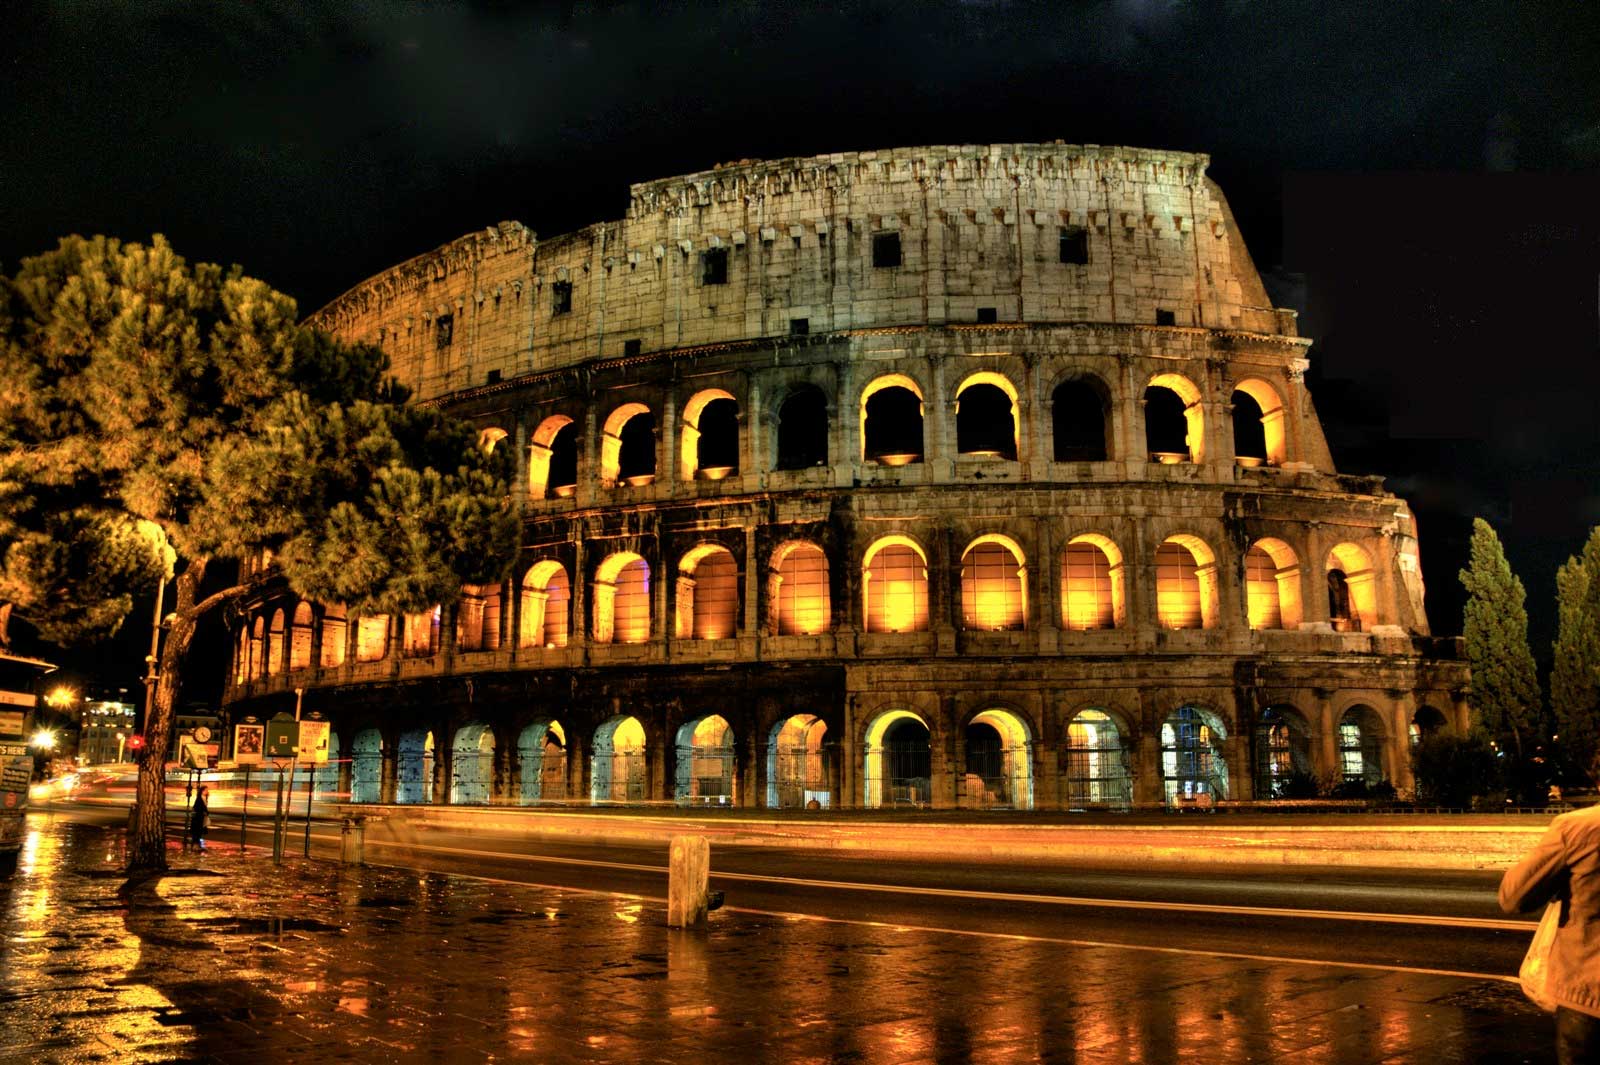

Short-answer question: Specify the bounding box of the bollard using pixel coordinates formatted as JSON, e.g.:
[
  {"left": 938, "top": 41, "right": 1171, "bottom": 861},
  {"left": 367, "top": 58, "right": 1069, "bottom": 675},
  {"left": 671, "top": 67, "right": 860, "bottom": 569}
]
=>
[
  {"left": 340, "top": 815, "right": 366, "bottom": 866},
  {"left": 667, "top": 835, "right": 711, "bottom": 929}
]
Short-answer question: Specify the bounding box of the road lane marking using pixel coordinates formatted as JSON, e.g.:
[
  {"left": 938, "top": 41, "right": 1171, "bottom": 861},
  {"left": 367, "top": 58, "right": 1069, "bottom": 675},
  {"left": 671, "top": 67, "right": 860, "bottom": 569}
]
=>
[{"left": 351, "top": 835, "right": 1533, "bottom": 933}]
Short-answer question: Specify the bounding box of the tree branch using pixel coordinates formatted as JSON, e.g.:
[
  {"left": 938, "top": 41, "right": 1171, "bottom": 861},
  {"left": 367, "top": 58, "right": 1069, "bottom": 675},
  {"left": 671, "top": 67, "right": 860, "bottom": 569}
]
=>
[{"left": 185, "top": 582, "right": 253, "bottom": 623}]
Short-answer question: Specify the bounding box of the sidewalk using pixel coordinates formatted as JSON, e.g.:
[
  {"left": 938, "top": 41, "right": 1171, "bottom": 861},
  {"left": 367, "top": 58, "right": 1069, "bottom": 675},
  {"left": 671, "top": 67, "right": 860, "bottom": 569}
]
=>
[{"left": 0, "top": 815, "right": 1558, "bottom": 1064}]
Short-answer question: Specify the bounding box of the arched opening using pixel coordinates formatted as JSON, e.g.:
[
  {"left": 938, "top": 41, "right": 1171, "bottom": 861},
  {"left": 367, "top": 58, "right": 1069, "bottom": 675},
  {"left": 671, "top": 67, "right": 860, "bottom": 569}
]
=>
[
  {"left": 1161, "top": 706, "right": 1229, "bottom": 804},
  {"left": 766, "top": 714, "right": 831, "bottom": 808},
  {"left": 961, "top": 709, "right": 1033, "bottom": 810},
  {"left": 960, "top": 535, "right": 1027, "bottom": 631},
  {"left": 674, "top": 714, "right": 736, "bottom": 804},
  {"left": 1245, "top": 539, "right": 1302, "bottom": 630},
  {"left": 1326, "top": 542, "right": 1377, "bottom": 632},
  {"left": 1338, "top": 705, "right": 1387, "bottom": 791},
  {"left": 590, "top": 716, "right": 646, "bottom": 803},
  {"left": 450, "top": 723, "right": 495, "bottom": 805},
  {"left": 319, "top": 604, "right": 347, "bottom": 668},
  {"left": 289, "top": 603, "right": 314, "bottom": 670},
  {"left": 396, "top": 729, "right": 435, "bottom": 804},
  {"left": 680, "top": 390, "right": 740, "bottom": 480},
  {"left": 775, "top": 385, "right": 829, "bottom": 470},
  {"left": 478, "top": 427, "right": 509, "bottom": 454},
  {"left": 1052, "top": 378, "right": 1110, "bottom": 462},
  {"left": 355, "top": 614, "right": 389, "bottom": 662},
  {"left": 861, "top": 375, "right": 924, "bottom": 465},
  {"left": 519, "top": 561, "right": 570, "bottom": 649},
  {"left": 1232, "top": 379, "right": 1287, "bottom": 466},
  {"left": 1064, "top": 709, "right": 1132, "bottom": 808},
  {"left": 592, "top": 552, "right": 651, "bottom": 645},
  {"left": 600, "top": 403, "right": 656, "bottom": 487},
  {"left": 676, "top": 545, "right": 739, "bottom": 641},
  {"left": 1156, "top": 535, "right": 1218, "bottom": 629},
  {"left": 1061, "top": 534, "right": 1124, "bottom": 630},
  {"left": 1145, "top": 373, "right": 1205, "bottom": 463},
  {"left": 457, "top": 583, "right": 502, "bottom": 652},
  {"left": 1412, "top": 705, "right": 1448, "bottom": 748},
  {"left": 265, "top": 609, "right": 285, "bottom": 675},
  {"left": 234, "top": 630, "right": 248, "bottom": 684},
  {"left": 517, "top": 721, "right": 568, "bottom": 804},
  {"left": 528, "top": 415, "right": 578, "bottom": 499},
  {"left": 863, "top": 710, "right": 931, "bottom": 808},
  {"left": 862, "top": 537, "right": 929, "bottom": 634},
  {"left": 1253, "top": 706, "right": 1315, "bottom": 798},
  {"left": 350, "top": 728, "right": 383, "bottom": 804},
  {"left": 402, "top": 607, "right": 441, "bottom": 657},
  {"left": 249, "top": 617, "right": 265, "bottom": 679},
  {"left": 954, "top": 374, "right": 1018, "bottom": 460},
  {"left": 771, "top": 541, "right": 831, "bottom": 636}
]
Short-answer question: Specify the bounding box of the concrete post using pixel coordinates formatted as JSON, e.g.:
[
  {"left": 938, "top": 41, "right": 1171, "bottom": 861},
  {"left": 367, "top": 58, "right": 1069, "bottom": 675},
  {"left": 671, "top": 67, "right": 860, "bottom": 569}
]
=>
[{"left": 667, "top": 835, "right": 711, "bottom": 929}]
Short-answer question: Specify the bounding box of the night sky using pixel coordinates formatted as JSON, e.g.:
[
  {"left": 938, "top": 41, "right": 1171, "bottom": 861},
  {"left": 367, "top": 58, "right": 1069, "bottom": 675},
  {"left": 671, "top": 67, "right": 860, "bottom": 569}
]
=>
[{"left": 5, "top": 0, "right": 1599, "bottom": 700}]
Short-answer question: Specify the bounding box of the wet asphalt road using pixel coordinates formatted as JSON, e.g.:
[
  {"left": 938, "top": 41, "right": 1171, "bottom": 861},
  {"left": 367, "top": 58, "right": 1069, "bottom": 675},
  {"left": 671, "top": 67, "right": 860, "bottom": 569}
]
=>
[{"left": 44, "top": 800, "right": 1535, "bottom": 984}]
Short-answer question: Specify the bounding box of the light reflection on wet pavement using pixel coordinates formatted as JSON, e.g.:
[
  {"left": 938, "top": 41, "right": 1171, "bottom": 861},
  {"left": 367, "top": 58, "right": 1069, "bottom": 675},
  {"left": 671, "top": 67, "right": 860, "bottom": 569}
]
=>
[{"left": 0, "top": 818, "right": 1554, "bottom": 1063}]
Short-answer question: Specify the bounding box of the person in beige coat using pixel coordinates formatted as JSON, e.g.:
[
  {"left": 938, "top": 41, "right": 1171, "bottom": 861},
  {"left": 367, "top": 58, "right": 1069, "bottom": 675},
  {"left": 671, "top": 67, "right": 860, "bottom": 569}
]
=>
[{"left": 1500, "top": 804, "right": 1600, "bottom": 1063}]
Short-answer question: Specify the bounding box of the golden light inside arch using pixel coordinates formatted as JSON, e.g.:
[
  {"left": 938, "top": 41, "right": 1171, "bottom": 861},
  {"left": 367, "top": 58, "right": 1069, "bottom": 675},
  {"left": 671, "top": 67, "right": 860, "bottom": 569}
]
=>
[
  {"left": 1062, "top": 532, "right": 1124, "bottom": 630},
  {"left": 1246, "top": 537, "right": 1302, "bottom": 630},
  {"left": 862, "top": 535, "right": 929, "bottom": 634},
  {"left": 593, "top": 552, "right": 650, "bottom": 644},
  {"left": 862, "top": 707, "right": 930, "bottom": 808},
  {"left": 1326, "top": 541, "right": 1378, "bottom": 627},
  {"left": 520, "top": 559, "right": 570, "bottom": 648},
  {"left": 478, "top": 426, "right": 509, "bottom": 454},
  {"left": 679, "top": 388, "right": 738, "bottom": 481},
  {"left": 859, "top": 373, "right": 924, "bottom": 462},
  {"left": 1231, "top": 377, "right": 1287, "bottom": 466},
  {"left": 1147, "top": 372, "right": 1206, "bottom": 463},
  {"left": 600, "top": 402, "right": 652, "bottom": 487},
  {"left": 528, "top": 414, "right": 574, "bottom": 499},
  {"left": 770, "top": 540, "right": 830, "bottom": 636},
  {"left": 676, "top": 543, "right": 737, "bottom": 640},
  {"left": 955, "top": 371, "right": 1021, "bottom": 459},
  {"left": 960, "top": 533, "right": 1027, "bottom": 631},
  {"left": 1157, "top": 533, "right": 1219, "bottom": 630}
]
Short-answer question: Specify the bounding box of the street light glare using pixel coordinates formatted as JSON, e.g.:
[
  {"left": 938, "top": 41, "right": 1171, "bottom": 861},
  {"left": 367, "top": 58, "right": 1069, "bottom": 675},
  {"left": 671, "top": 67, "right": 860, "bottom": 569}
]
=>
[
  {"left": 45, "top": 686, "right": 75, "bottom": 708},
  {"left": 31, "top": 729, "right": 56, "bottom": 750}
]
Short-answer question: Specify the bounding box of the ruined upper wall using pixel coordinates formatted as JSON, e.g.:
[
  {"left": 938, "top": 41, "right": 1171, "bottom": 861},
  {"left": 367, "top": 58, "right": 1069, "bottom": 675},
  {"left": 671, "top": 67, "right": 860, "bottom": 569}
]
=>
[{"left": 309, "top": 144, "right": 1295, "bottom": 402}]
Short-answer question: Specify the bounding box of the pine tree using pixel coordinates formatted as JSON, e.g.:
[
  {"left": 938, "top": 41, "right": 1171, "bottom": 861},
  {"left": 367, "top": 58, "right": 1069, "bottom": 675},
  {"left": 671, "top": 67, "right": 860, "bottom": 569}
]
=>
[
  {"left": 1552, "top": 527, "right": 1600, "bottom": 781},
  {"left": 0, "top": 235, "right": 518, "bottom": 872},
  {"left": 1458, "top": 518, "right": 1540, "bottom": 758}
]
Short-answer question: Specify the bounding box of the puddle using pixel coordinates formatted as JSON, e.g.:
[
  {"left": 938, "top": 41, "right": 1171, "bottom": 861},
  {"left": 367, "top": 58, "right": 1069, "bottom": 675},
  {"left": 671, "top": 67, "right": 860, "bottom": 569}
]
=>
[{"left": 181, "top": 916, "right": 345, "bottom": 935}]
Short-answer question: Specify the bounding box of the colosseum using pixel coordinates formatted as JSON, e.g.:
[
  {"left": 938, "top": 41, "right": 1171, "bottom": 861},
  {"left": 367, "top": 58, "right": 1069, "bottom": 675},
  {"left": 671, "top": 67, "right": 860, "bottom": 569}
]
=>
[{"left": 224, "top": 143, "right": 1470, "bottom": 812}]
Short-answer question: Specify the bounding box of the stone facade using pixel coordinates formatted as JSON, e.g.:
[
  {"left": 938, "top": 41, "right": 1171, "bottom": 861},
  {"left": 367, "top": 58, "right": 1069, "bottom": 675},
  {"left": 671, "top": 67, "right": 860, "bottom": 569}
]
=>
[{"left": 224, "top": 144, "right": 1468, "bottom": 812}]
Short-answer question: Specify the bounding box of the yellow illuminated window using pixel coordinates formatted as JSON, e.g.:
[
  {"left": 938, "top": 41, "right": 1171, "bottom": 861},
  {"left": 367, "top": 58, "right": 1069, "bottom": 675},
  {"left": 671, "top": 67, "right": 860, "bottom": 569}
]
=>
[
  {"left": 691, "top": 549, "right": 739, "bottom": 640},
  {"left": 1155, "top": 543, "right": 1202, "bottom": 629},
  {"left": 403, "top": 607, "right": 440, "bottom": 657},
  {"left": 1061, "top": 542, "right": 1114, "bottom": 630},
  {"left": 865, "top": 544, "right": 929, "bottom": 633},
  {"left": 320, "top": 605, "right": 347, "bottom": 668},
  {"left": 777, "top": 544, "right": 830, "bottom": 635},
  {"left": 961, "top": 541, "right": 1024, "bottom": 631},
  {"left": 289, "top": 603, "right": 314, "bottom": 669},
  {"left": 542, "top": 570, "right": 570, "bottom": 648},
  {"left": 356, "top": 615, "right": 389, "bottom": 661},
  {"left": 613, "top": 559, "right": 651, "bottom": 644},
  {"left": 1245, "top": 546, "right": 1281, "bottom": 629},
  {"left": 266, "top": 610, "right": 285, "bottom": 675}
]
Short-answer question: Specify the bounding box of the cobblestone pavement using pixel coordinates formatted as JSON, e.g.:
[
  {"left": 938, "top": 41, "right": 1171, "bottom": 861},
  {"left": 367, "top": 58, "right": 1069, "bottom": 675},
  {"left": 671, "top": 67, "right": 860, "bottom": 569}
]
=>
[{"left": 0, "top": 816, "right": 1556, "bottom": 1064}]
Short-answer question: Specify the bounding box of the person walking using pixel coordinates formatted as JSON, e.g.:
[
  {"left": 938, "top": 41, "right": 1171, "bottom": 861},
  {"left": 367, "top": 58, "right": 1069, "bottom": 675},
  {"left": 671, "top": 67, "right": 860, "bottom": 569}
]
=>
[
  {"left": 189, "top": 785, "right": 209, "bottom": 852},
  {"left": 1500, "top": 803, "right": 1600, "bottom": 1063}
]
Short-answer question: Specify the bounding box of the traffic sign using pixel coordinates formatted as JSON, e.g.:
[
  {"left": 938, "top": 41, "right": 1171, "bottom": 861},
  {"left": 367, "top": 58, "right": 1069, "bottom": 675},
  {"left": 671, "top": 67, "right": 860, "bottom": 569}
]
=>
[
  {"left": 299, "top": 720, "right": 330, "bottom": 765},
  {"left": 265, "top": 714, "right": 299, "bottom": 759}
]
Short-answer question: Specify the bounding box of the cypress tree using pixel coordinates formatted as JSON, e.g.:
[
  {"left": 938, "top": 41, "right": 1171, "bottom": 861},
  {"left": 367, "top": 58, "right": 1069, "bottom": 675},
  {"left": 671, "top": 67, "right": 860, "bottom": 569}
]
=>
[
  {"left": 1458, "top": 517, "right": 1540, "bottom": 758},
  {"left": 1552, "top": 528, "right": 1600, "bottom": 781}
]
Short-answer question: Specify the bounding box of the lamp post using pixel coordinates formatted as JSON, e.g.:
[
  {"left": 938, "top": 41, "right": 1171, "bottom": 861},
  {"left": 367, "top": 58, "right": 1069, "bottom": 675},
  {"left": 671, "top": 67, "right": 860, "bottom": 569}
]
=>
[{"left": 116, "top": 733, "right": 126, "bottom": 765}]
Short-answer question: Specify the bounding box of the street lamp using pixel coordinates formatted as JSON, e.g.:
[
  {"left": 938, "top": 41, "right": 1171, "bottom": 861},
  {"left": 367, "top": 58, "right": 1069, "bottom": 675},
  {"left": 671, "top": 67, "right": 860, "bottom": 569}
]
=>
[
  {"left": 116, "top": 733, "right": 127, "bottom": 764},
  {"left": 30, "top": 729, "right": 56, "bottom": 751}
]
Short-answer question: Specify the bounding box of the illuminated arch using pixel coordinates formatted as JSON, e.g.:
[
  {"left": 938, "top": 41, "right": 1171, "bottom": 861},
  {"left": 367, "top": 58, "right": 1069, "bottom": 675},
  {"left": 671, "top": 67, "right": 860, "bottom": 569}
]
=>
[
  {"left": 517, "top": 720, "right": 568, "bottom": 804},
  {"left": 1063, "top": 708, "right": 1133, "bottom": 808},
  {"left": 528, "top": 414, "right": 576, "bottom": 499},
  {"left": 1254, "top": 705, "right": 1314, "bottom": 798},
  {"left": 591, "top": 715, "right": 647, "bottom": 803},
  {"left": 396, "top": 729, "right": 436, "bottom": 804},
  {"left": 593, "top": 551, "right": 650, "bottom": 644},
  {"left": 862, "top": 708, "right": 931, "bottom": 809},
  {"left": 960, "top": 534, "right": 1027, "bottom": 631},
  {"left": 319, "top": 604, "right": 347, "bottom": 668},
  {"left": 265, "top": 609, "right": 285, "bottom": 675},
  {"left": 478, "top": 426, "right": 509, "bottom": 454},
  {"left": 600, "top": 402, "right": 655, "bottom": 487},
  {"left": 519, "top": 560, "right": 570, "bottom": 649},
  {"left": 350, "top": 728, "right": 383, "bottom": 804},
  {"left": 674, "top": 713, "right": 736, "bottom": 803},
  {"left": 860, "top": 373, "right": 925, "bottom": 464},
  {"left": 769, "top": 541, "right": 831, "bottom": 636},
  {"left": 679, "top": 388, "right": 740, "bottom": 481},
  {"left": 962, "top": 708, "right": 1033, "bottom": 809},
  {"left": 1160, "top": 705, "right": 1229, "bottom": 804},
  {"left": 402, "top": 606, "right": 440, "bottom": 657},
  {"left": 676, "top": 543, "right": 739, "bottom": 640},
  {"left": 1338, "top": 704, "right": 1388, "bottom": 789},
  {"left": 355, "top": 613, "right": 389, "bottom": 662},
  {"left": 1157, "top": 534, "right": 1220, "bottom": 629},
  {"left": 289, "top": 602, "right": 314, "bottom": 670},
  {"left": 1326, "top": 541, "right": 1378, "bottom": 631},
  {"left": 1061, "top": 533, "right": 1125, "bottom": 630},
  {"left": 450, "top": 722, "right": 495, "bottom": 804},
  {"left": 954, "top": 372, "right": 1020, "bottom": 460},
  {"left": 457, "top": 582, "right": 502, "bottom": 651},
  {"left": 767, "top": 714, "right": 830, "bottom": 808},
  {"left": 862, "top": 536, "right": 930, "bottom": 634},
  {"left": 1145, "top": 372, "right": 1205, "bottom": 463},
  {"left": 1245, "top": 537, "right": 1302, "bottom": 630},
  {"left": 1231, "top": 378, "right": 1287, "bottom": 466}
]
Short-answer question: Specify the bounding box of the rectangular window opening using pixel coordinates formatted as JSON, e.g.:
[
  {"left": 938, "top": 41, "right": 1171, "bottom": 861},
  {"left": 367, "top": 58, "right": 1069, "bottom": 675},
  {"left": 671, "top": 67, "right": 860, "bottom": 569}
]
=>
[
  {"left": 1155, "top": 309, "right": 1177, "bottom": 326},
  {"left": 872, "top": 232, "right": 901, "bottom": 269},
  {"left": 976, "top": 307, "right": 998, "bottom": 324},
  {"left": 485, "top": 369, "right": 502, "bottom": 385},
  {"left": 789, "top": 317, "right": 810, "bottom": 336},
  {"left": 623, "top": 338, "right": 642, "bottom": 357},
  {"left": 551, "top": 281, "right": 573, "bottom": 316},
  {"left": 435, "top": 314, "right": 454, "bottom": 350},
  {"left": 1059, "top": 226, "right": 1089, "bottom": 265},
  {"left": 702, "top": 247, "right": 729, "bottom": 285}
]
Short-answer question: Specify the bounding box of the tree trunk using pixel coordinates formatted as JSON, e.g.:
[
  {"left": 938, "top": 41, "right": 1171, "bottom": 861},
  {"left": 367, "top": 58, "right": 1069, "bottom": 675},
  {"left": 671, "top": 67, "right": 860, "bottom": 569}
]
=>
[{"left": 126, "top": 561, "right": 206, "bottom": 873}]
